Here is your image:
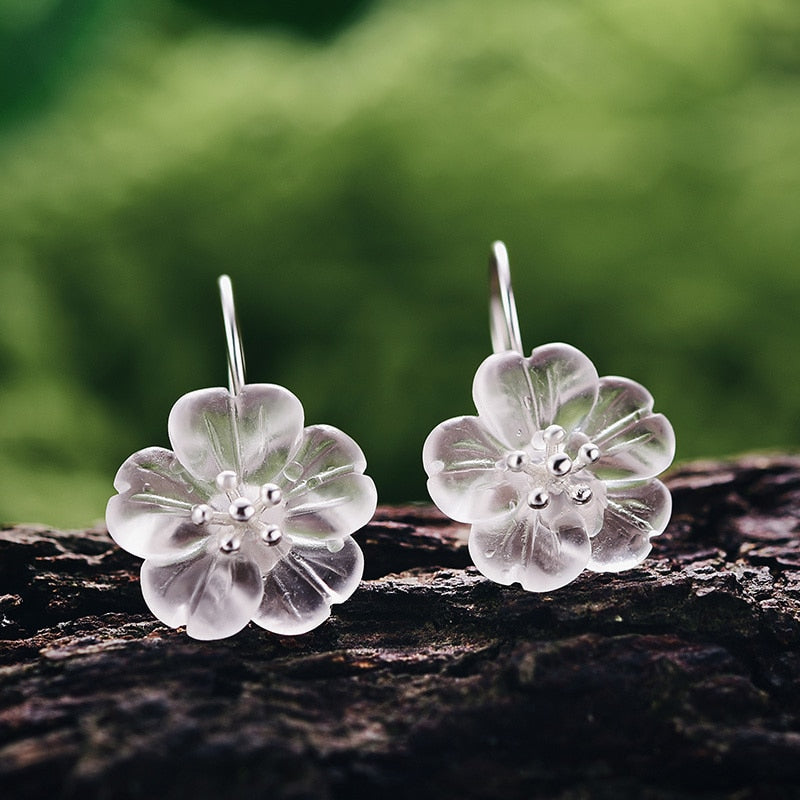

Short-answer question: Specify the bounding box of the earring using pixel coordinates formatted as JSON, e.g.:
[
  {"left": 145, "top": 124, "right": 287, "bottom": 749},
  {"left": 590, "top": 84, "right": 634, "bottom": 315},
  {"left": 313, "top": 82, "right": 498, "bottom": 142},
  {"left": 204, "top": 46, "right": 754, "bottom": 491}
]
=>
[
  {"left": 423, "top": 242, "right": 675, "bottom": 592},
  {"left": 106, "top": 276, "right": 377, "bottom": 640}
]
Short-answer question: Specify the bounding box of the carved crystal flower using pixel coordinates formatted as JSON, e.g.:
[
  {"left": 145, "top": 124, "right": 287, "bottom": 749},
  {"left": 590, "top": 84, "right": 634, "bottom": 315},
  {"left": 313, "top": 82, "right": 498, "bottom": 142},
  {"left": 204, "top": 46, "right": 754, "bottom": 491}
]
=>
[
  {"left": 107, "top": 384, "right": 377, "bottom": 639},
  {"left": 423, "top": 343, "right": 675, "bottom": 591}
]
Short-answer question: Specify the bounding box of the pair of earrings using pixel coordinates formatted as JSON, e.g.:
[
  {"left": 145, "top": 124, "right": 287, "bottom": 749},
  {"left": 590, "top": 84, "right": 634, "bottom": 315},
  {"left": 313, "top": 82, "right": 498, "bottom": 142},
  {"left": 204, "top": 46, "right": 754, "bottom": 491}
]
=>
[{"left": 106, "top": 242, "right": 675, "bottom": 640}]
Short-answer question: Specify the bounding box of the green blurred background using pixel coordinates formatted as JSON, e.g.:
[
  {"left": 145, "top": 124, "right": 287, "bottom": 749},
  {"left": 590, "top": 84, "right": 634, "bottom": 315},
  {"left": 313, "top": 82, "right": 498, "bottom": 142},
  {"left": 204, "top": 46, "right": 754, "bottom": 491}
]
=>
[{"left": 1, "top": 0, "right": 799, "bottom": 528}]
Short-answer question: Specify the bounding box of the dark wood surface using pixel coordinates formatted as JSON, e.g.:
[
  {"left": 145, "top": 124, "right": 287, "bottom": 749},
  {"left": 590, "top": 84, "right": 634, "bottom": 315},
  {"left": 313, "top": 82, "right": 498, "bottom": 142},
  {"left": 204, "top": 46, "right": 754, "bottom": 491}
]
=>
[{"left": 3, "top": 456, "right": 800, "bottom": 799}]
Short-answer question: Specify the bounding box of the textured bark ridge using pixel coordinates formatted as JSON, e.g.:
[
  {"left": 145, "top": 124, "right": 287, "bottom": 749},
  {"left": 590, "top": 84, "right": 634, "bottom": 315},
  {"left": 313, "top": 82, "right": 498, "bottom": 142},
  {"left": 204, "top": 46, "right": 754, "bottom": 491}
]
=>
[{"left": 2, "top": 456, "right": 800, "bottom": 799}]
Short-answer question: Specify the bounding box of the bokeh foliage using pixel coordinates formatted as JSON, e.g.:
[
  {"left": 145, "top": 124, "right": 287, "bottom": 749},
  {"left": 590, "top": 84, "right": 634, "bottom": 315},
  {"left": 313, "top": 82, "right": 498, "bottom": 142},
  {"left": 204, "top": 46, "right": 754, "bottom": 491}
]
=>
[{"left": 1, "top": 0, "right": 800, "bottom": 527}]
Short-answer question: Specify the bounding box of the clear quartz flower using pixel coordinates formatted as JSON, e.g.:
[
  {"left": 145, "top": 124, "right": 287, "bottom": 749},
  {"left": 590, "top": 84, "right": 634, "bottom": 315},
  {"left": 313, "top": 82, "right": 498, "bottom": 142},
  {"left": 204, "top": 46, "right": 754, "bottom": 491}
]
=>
[
  {"left": 106, "top": 383, "right": 377, "bottom": 639},
  {"left": 423, "top": 343, "right": 675, "bottom": 592}
]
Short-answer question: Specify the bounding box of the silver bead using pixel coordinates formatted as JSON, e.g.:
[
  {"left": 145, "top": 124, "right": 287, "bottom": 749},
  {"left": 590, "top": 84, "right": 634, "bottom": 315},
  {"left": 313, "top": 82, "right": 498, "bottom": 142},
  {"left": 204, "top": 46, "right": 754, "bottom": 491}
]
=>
[
  {"left": 543, "top": 424, "right": 566, "bottom": 445},
  {"left": 547, "top": 453, "right": 572, "bottom": 477},
  {"left": 579, "top": 443, "right": 601, "bottom": 464},
  {"left": 505, "top": 451, "right": 527, "bottom": 472},
  {"left": 260, "top": 483, "right": 283, "bottom": 506},
  {"left": 215, "top": 470, "right": 238, "bottom": 492},
  {"left": 261, "top": 525, "right": 282, "bottom": 545},
  {"left": 527, "top": 488, "right": 550, "bottom": 509},
  {"left": 228, "top": 497, "right": 255, "bottom": 522},
  {"left": 571, "top": 485, "right": 593, "bottom": 505},
  {"left": 220, "top": 534, "right": 241, "bottom": 553},
  {"left": 190, "top": 504, "right": 213, "bottom": 525}
]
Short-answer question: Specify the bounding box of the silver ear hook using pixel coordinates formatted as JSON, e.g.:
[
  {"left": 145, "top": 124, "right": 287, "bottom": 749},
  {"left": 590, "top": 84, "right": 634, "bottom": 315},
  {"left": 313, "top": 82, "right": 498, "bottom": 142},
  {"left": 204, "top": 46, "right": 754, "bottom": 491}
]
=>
[
  {"left": 488, "top": 240, "right": 523, "bottom": 355},
  {"left": 218, "top": 275, "right": 246, "bottom": 395}
]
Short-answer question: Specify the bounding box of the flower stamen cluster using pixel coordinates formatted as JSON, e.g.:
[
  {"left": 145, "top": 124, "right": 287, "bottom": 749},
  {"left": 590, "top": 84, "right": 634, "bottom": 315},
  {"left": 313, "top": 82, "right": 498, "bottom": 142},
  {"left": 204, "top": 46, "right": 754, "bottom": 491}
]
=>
[
  {"left": 503, "top": 424, "right": 602, "bottom": 512},
  {"left": 188, "top": 471, "right": 286, "bottom": 552}
]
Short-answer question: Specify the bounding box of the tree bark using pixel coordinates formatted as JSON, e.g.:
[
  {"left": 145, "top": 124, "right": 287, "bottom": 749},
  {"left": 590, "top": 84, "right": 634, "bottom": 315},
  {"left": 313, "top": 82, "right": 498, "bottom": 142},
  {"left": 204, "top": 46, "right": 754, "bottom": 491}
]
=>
[{"left": 2, "top": 456, "right": 800, "bottom": 799}]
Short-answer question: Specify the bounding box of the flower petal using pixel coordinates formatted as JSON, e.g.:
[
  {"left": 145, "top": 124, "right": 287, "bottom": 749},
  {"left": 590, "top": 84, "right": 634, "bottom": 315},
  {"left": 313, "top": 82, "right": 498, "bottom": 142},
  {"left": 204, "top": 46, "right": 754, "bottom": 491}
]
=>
[
  {"left": 423, "top": 415, "right": 520, "bottom": 523},
  {"left": 468, "top": 510, "right": 591, "bottom": 592},
  {"left": 588, "top": 480, "right": 672, "bottom": 573},
  {"left": 168, "top": 383, "right": 304, "bottom": 485},
  {"left": 283, "top": 474, "right": 377, "bottom": 541},
  {"left": 140, "top": 549, "right": 264, "bottom": 640},
  {"left": 252, "top": 535, "right": 364, "bottom": 635},
  {"left": 577, "top": 376, "right": 654, "bottom": 439},
  {"left": 472, "top": 344, "right": 599, "bottom": 449},
  {"left": 281, "top": 423, "right": 367, "bottom": 481},
  {"left": 279, "top": 424, "right": 377, "bottom": 540},
  {"left": 577, "top": 377, "right": 675, "bottom": 481},
  {"left": 106, "top": 447, "right": 211, "bottom": 560}
]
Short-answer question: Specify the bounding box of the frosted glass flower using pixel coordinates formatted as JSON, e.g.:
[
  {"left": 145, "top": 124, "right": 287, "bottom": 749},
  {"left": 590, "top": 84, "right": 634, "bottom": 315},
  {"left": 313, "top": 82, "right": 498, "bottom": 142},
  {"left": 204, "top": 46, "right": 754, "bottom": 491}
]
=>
[
  {"left": 423, "top": 343, "right": 675, "bottom": 592},
  {"left": 107, "top": 384, "right": 377, "bottom": 639}
]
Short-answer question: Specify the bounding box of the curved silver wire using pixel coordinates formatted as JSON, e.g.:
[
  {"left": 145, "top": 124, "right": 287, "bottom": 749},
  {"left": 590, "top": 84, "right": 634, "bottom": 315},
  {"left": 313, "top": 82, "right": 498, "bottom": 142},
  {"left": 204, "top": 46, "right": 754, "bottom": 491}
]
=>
[
  {"left": 489, "top": 240, "right": 523, "bottom": 355},
  {"left": 218, "top": 275, "right": 246, "bottom": 395}
]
